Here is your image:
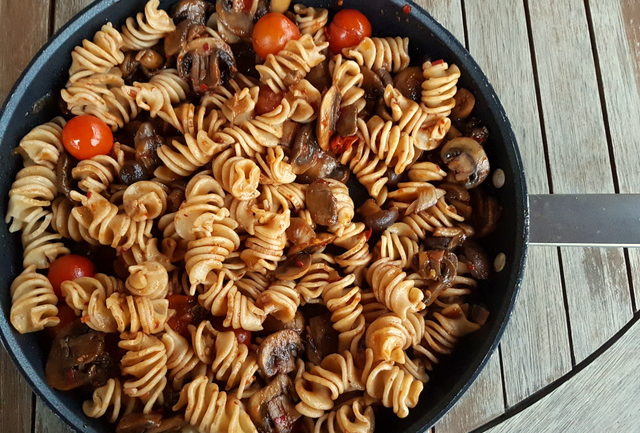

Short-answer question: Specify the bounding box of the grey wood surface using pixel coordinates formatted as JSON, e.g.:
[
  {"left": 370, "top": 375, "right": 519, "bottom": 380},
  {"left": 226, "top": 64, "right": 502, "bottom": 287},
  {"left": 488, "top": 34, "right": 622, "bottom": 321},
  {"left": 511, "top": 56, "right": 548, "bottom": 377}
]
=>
[{"left": 0, "top": 0, "right": 638, "bottom": 432}]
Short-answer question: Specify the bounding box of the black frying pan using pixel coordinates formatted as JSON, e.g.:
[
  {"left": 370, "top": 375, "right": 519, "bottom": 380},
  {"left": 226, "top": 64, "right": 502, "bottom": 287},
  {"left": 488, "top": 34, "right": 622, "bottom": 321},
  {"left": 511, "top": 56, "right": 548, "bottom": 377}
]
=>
[{"left": 0, "top": 0, "right": 528, "bottom": 432}]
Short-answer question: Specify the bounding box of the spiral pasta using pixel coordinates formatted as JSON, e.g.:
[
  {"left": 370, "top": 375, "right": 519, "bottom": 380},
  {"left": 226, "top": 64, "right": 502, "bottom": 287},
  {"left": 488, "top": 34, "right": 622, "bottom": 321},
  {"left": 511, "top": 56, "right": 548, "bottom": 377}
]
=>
[
  {"left": 119, "top": 332, "right": 168, "bottom": 413},
  {"left": 5, "top": 165, "right": 57, "bottom": 232},
  {"left": 125, "top": 260, "right": 169, "bottom": 299},
  {"left": 161, "top": 325, "right": 204, "bottom": 389},
  {"left": 365, "top": 115, "right": 416, "bottom": 175},
  {"left": 9, "top": 265, "right": 59, "bottom": 334},
  {"left": 240, "top": 208, "right": 290, "bottom": 274},
  {"left": 312, "top": 397, "right": 375, "bottom": 433},
  {"left": 212, "top": 147, "right": 261, "bottom": 200},
  {"left": 155, "top": 132, "right": 225, "bottom": 181},
  {"left": 118, "top": 237, "right": 176, "bottom": 272},
  {"left": 385, "top": 196, "right": 465, "bottom": 241},
  {"left": 322, "top": 274, "right": 366, "bottom": 355},
  {"left": 339, "top": 131, "right": 389, "bottom": 205},
  {"left": 342, "top": 37, "right": 410, "bottom": 73},
  {"left": 257, "top": 34, "right": 328, "bottom": 93},
  {"left": 255, "top": 146, "right": 296, "bottom": 185},
  {"left": 20, "top": 209, "right": 70, "bottom": 269},
  {"left": 121, "top": 0, "right": 175, "bottom": 51},
  {"left": 82, "top": 378, "right": 135, "bottom": 423},
  {"left": 257, "top": 280, "right": 300, "bottom": 323},
  {"left": 296, "top": 259, "right": 338, "bottom": 303},
  {"left": 365, "top": 313, "right": 413, "bottom": 364},
  {"left": 122, "top": 180, "right": 167, "bottom": 221},
  {"left": 375, "top": 230, "right": 419, "bottom": 269},
  {"left": 70, "top": 190, "right": 153, "bottom": 250},
  {"left": 72, "top": 142, "right": 125, "bottom": 193},
  {"left": 294, "top": 4, "right": 329, "bottom": 45},
  {"left": 421, "top": 60, "right": 461, "bottom": 117},
  {"left": 208, "top": 330, "right": 259, "bottom": 398},
  {"left": 332, "top": 55, "right": 366, "bottom": 112},
  {"left": 295, "top": 351, "right": 364, "bottom": 418},
  {"left": 284, "top": 79, "right": 322, "bottom": 123},
  {"left": 16, "top": 117, "right": 65, "bottom": 169},
  {"left": 172, "top": 376, "right": 257, "bottom": 433},
  {"left": 60, "top": 273, "right": 123, "bottom": 332},
  {"left": 67, "top": 23, "right": 125, "bottom": 83},
  {"left": 366, "top": 258, "right": 425, "bottom": 319}
]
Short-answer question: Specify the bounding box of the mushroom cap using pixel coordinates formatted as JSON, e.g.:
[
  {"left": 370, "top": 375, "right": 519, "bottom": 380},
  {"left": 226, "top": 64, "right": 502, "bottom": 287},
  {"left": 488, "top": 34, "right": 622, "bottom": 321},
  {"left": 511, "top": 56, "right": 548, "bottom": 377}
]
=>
[
  {"left": 257, "top": 329, "right": 303, "bottom": 377},
  {"left": 440, "top": 137, "right": 490, "bottom": 189}
]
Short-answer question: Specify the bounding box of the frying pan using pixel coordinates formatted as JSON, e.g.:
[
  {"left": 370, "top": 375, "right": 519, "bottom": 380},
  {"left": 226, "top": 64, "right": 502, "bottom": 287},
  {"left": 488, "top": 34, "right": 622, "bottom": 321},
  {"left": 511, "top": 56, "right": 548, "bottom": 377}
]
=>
[{"left": 2, "top": 0, "right": 635, "bottom": 432}]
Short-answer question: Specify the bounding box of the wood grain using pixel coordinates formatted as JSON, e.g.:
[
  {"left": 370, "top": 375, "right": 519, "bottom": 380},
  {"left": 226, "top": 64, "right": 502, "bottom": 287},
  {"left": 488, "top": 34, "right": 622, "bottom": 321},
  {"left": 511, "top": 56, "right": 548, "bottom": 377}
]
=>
[
  {"left": 527, "top": 0, "right": 633, "bottom": 363},
  {"left": 485, "top": 319, "right": 640, "bottom": 433},
  {"left": 436, "top": 352, "right": 504, "bottom": 433},
  {"left": 0, "top": 0, "right": 51, "bottom": 432},
  {"left": 463, "top": 0, "right": 572, "bottom": 406},
  {"left": 418, "top": 0, "right": 465, "bottom": 43},
  {"left": 53, "top": 0, "right": 94, "bottom": 31},
  {"left": 588, "top": 0, "right": 640, "bottom": 311}
]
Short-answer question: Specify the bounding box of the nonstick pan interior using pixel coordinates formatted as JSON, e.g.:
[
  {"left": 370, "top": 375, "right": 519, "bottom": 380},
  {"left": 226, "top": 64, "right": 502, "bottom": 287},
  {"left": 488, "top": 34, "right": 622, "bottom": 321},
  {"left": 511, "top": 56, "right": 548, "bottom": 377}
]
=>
[{"left": 0, "top": 1, "right": 528, "bottom": 431}]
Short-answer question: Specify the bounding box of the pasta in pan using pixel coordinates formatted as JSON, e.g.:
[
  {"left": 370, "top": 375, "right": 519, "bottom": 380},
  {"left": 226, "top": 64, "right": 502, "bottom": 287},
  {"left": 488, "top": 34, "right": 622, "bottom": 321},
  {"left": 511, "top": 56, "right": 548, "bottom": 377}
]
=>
[{"left": 6, "top": 1, "right": 498, "bottom": 432}]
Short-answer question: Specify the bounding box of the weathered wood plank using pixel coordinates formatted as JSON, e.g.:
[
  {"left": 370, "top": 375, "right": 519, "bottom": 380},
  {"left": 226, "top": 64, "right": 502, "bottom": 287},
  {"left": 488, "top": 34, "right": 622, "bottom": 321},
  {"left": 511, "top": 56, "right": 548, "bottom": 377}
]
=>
[
  {"left": 463, "top": 0, "right": 571, "bottom": 406},
  {"left": 528, "top": 0, "right": 633, "bottom": 363},
  {"left": 54, "top": 0, "right": 94, "bottom": 31},
  {"left": 0, "top": 0, "right": 52, "bottom": 432},
  {"left": 436, "top": 352, "right": 504, "bottom": 433},
  {"left": 486, "top": 320, "right": 640, "bottom": 433},
  {"left": 588, "top": 0, "right": 640, "bottom": 311}
]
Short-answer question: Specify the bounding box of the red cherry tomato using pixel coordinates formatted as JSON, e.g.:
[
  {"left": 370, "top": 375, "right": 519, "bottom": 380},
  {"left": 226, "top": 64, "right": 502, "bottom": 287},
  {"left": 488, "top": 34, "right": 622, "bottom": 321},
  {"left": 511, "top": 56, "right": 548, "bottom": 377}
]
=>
[
  {"left": 241, "top": 0, "right": 253, "bottom": 12},
  {"left": 327, "top": 9, "right": 372, "bottom": 53},
  {"left": 256, "top": 84, "right": 284, "bottom": 115},
  {"left": 48, "top": 255, "right": 96, "bottom": 297},
  {"left": 252, "top": 13, "right": 301, "bottom": 59},
  {"left": 62, "top": 115, "right": 114, "bottom": 160},
  {"left": 47, "top": 304, "right": 78, "bottom": 337}
]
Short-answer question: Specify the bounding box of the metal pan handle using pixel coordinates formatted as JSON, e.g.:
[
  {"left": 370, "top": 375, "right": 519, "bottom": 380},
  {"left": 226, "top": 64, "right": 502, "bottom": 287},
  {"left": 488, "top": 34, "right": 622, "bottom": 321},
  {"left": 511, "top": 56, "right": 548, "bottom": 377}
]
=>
[{"left": 529, "top": 194, "right": 640, "bottom": 247}]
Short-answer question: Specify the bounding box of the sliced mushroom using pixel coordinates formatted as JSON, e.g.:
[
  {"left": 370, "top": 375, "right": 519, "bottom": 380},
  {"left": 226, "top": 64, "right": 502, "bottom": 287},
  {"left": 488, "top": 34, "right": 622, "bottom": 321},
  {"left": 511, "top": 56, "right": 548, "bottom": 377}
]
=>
[
  {"left": 413, "top": 249, "right": 458, "bottom": 287},
  {"left": 134, "top": 122, "right": 164, "bottom": 173},
  {"left": 166, "top": 187, "right": 186, "bottom": 213},
  {"left": 317, "top": 86, "right": 341, "bottom": 151},
  {"left": 440, "top": 137, "right": 490, "bottom": 189},
  {"left": 358, "top": 199, "right": 399, "bottom": 232},
  {"left": 116, "top": 413, "right": 162, "bottom": 433},
  {"left": 257, "top": 330, "right": 303, "bottom": 377},
  {"left": 288, "top": 232, "right": 336, "bottom": 255},
  {"left": 469, "top": 304, "right": 490, "bottom": 326},
  {"left": 120, "top": 52, "right": 141, "bottom": 81},
  {"left": 470, "top": 188, "right": 502, "bottom": 238},
  {"left": 136, "top": 49, "right": 165, "bottom": 70},
  {"left": 361, "top": 67, "right": 385, "bottom": 114},
  {"left": 55, "top": 151, "right": 74, "bottom": 199},
  {"left": 393, "top": 66, "right": 423, "bottom": 102},
  {"left": 305, "top": 312, "right": 338, "bottom": 364},
  {"left": 285, "top": 218, "right": 315, "bottom": 246},
  {"left": 335, "top": 104, "right": 358, "bottom": 137},
  {"left": 451, "top": 88, "right": 476, "bottom": 120},
  {"left": 305, "top": 179, "right": 338, "bottom": 226},
  {"left": 306, "top": 60, "right": 331, "bottom": 93},
  {"left": 263, "top": 310, "right": 306, "bottom": 335},
  {"left": 165, "top": 19, "right": 193, "bottom": 57},
  {"left": 440, "top": 182, "right": 472, "bottom": 219},
  {"left": 119, "top": 160, "right": 151, "bottom": 185},
  {"left": 177, "top": 25, "right": 237, "bottom": 93},
  {"left": 385, "top": 166, "right": 403, "bottom": 188},
  {"left": 232, "top": 41, "right": 259, "bottom": 77},
  {"left": 289, "top": 124, "right": 319, "bottom": 174},
  {"left": 457, "top": 116, "right": 489, "bottom": 145},
  {"left": 248, "top": 375, "right": 300, "bottom": 433},
  {"left": 46, "top": 321, "right": 115, "bottom": 391},
  {"left": 275, "top": 252, "right": 312, "bottom": 280},
  {"left": 172, "top": 0, "right": 209, "bottom": 24},
  {"left": 216, "top": 0, "right": 255, "bottom": 40},
  {"left": 375, "top": 68, "right": 393, "bottom": 87},
  {"left": 461, "top": 239, "right": 490, "bottom": 280}
]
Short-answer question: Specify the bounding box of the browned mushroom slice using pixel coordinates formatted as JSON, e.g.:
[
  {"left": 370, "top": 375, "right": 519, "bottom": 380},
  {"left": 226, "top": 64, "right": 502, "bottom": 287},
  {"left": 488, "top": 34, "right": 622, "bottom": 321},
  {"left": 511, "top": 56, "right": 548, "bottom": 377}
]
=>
[
  {"left": 317, "top": 86, "right": 342, "bottom": 152},
  {"left": 413, "top": 249, "right": 458, "bottom": 287},
  {"left": 470, "top": 188, "right": 502, "bottom": 238},
  {"left": 55, "top": 152, "right": 74, "bottom": 199},
  {"left": 358, "top": 199, "right": 400, "bottom": 232},
  {"left": 120, "top": 52, "right": 141, "bottom": 81},
  {"left": 136, "top": 49, "right": 165, "bottom": 71},
  {"left": 116, "top": 413, "right": 162, "bottom": 433},
  {"left": 306, "top": 60, "right": 331, "bottom": 93},
  {"left": 46, "top": 321, "right": 115, "bottom": 391},
  {"left": 461, "top": 239, "right": 490, "bottom": 280},
  {"left": 375, "top": 67, "right": 393, "bottom": 87},
  {"left": 305, "top": 312, "right": 338, "bottom": 364},
  {"left": 135, "top": 122, "right": 164, "bottom": 173},
  {"left": 361, "top": 66, "right": 385, "bottom": 114},
  {"left": 248, "top": 374, "right": 300, "bottom": 433},
  {"left": 275, "top": 252, "right": 312, "bottom": 280},
  {"left": 263, "top": 310, "right": 306, "bottom": 335},
  {"left": 335, "top": 104, "right": 358, "bottom": 137},
  {"left": 440, "top": 182, "right": 471, "bottom": 216},
  {"left": 177, "top": 26, "right": 237, "bottom": 93},
  {"left": 216, "top": 0, "right": 255, "bottom": 40},
  {"left": 172, "top": 0, "right": 210, "bottom": 24},
  {"left": 393, "top": 66, "right": 423, "bottom": 102},
  {"left": 285, "top": 217, "right": 315, "bottom": 246},
  {"left": 165, "top": 19, "right": 193, "bottom": 57},
  {"left": 440, "top": 137, "right": 490, "bottom": 189},
  {"left": 451, "top": 88, "right": 476, "bottom": 120},
  {"left": 458, "top": 116, "right": 489, "bottom": 145},
  {"left": 288, "top": 232, "right": 336, "bottom": 255},
  {"left": 305, "top": 179, "right": 338, "bottom": 226},
  {"left": 289, "top": 124, "right": 320, "bottom": 174},
  {"left": 257, "top": 330, "right": 303, "bottom": 377}
]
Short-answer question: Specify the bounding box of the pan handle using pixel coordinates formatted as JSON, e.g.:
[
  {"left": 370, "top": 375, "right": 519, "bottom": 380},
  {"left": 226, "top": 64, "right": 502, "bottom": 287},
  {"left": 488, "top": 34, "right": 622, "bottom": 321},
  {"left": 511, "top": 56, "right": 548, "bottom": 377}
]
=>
[{"left": 528, "top": 194, "right": 640, "bottom": 247}]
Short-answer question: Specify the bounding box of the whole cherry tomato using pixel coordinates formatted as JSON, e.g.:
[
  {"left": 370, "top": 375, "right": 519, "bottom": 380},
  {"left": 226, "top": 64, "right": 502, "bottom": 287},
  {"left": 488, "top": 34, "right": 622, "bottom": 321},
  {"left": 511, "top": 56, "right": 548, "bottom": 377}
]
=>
[
  {"left": 327, "top": 9, "right": 372, "bottom": 53},
  {"left": 62, "top": 115, "right": 114, "bottom": 160},
  {"left": 256, "top": 84, "right": 284, "bottom": 115},
  {"left": 252, "top": 12, "right": 301, "bottom": 59},
  {"left": 48, "top": 255, "right": 96, "bottom": 297}
]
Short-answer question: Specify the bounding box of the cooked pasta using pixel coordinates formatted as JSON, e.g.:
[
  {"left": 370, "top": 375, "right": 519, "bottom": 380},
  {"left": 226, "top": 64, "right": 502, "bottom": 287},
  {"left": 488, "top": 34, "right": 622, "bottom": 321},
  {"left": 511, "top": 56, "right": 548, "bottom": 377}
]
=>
[
  {"left": 10, "top": 265, "right": 59, "bottom": 334},
  {"left": 7, "top": 2, "right": 497, "bottom": 430}
]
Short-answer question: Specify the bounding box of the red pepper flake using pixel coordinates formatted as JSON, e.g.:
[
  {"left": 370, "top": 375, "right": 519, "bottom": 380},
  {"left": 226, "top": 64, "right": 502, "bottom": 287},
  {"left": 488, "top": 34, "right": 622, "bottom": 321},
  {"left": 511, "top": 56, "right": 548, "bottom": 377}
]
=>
[
  {"left": 203, "top": 43, "right": 210, "bottom": 51},
  {"left": 365, "top": 227, "right": 373, "bottom": 240},
  {"left": 432, "top": 59, "right": 445, "bottom": 66},
  {"left": 402, "top": 4, "right": 411, "bottom": 14},
  {"left": 337, "top": 0, "right": 344, "bottom": 6},
  {"left": 86, "top": 191, "right": 92, "bottom": 199},
  {"left": 295, "top": 258, "right": 305, "bottom": 267},
  {"left": 199, "top": 83, "right": 209, "bottom": 92},
  {"left": 128, "top": 90, "right": 136, "bottom": 98},
  {"left": 329, "top": 135, "right": 358, "bottom": 154}
]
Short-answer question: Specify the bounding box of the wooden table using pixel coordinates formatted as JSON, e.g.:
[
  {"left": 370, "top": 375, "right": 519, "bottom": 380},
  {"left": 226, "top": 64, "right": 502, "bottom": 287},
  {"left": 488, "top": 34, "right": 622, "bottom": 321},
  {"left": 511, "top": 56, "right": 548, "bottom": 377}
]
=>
[{"left": 1, "top": 0, "right": 639, "bottom": 432}]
